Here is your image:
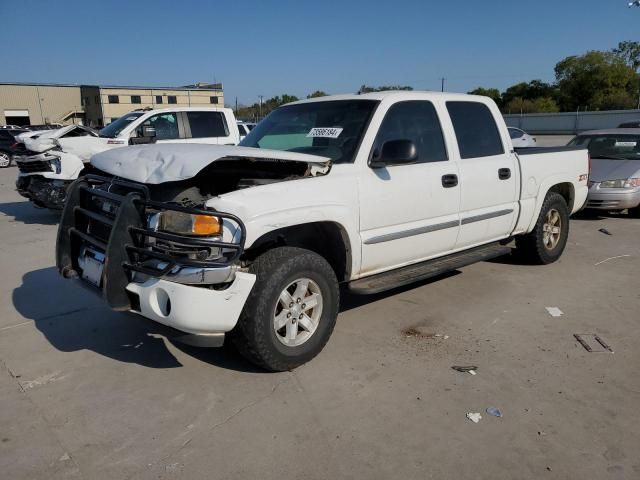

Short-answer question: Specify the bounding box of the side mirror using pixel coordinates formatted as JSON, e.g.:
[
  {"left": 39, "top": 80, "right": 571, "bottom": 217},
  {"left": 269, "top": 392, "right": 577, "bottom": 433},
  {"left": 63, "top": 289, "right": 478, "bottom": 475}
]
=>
[
  {"left": 142, "top": 125, "right": 156, "bottom": 138},
  {"left": 370, "top": 139, "right": 417, "bottom": 168}
]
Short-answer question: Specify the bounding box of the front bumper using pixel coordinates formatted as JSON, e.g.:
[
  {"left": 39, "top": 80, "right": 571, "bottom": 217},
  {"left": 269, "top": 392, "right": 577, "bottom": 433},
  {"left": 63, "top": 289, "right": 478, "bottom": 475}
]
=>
[
  {"left": 586, "top": 186, "right": 640, "bottom": 210},
  {"left": 56, "top": 174, "right": 249, "bottom": 343},
  {"left": 16, "top": 175, "right": 70, "bottom": 209},
  {"left": 126, "top": 273, "right": 256, "bottom": 336}
]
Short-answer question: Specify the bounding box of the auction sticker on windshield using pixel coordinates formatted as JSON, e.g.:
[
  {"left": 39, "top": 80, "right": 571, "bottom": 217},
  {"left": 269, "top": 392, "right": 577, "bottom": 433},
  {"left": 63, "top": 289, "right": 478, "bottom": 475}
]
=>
[
  {"left": 307, "top": 127, "right": 343, "bottom": 138},
  {"left": 615, "top": 141, "right": 637, "bottom": 148}
]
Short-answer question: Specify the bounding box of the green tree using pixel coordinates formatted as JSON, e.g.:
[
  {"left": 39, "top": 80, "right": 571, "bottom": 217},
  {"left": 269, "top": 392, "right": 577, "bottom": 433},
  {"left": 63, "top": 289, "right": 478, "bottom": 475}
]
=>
[
  {"left": 358, "top": 85, "right": 413, "bottom": 93},
  {"left": 555, "top": 50, "right": 639, "bottom": 110},
  {"left": 501, "top": 80, "right": 558, "bottom": 107},
  {"left": 612, "top": 40, "right": 640, "bottom": 71},
  {"left": 307, "top": 90, "right": 328, "bottom": 98},
  {"left": 532, "top": 97, "right": 560, "bottom": 112},
  {"left": 468, "top": 87, "right": 502, "bottom": 107}
]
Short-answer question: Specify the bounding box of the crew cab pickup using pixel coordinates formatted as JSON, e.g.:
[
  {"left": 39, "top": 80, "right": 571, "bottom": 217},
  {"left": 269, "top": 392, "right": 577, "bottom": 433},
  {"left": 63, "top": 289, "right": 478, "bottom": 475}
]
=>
[
  {"left": 56, "top": 92, "right": 589, "bottom": 371},
  {"left": 16, "top": 107, "right": 239, "bottom": 209}
]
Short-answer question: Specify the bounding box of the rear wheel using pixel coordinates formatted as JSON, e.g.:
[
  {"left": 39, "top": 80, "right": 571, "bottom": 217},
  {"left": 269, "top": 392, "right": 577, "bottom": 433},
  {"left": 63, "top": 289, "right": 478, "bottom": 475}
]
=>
[
  {"left": 628, "top": 205, "right": 640, "bottom": 218},
  {"left": 515, "top": 192, "right": 569, "bottom": 264},
  {"left": 0, "top": 151, "right": 11, "bottom": 168},
  {"left": 231, "top": 247, "right": 339, "bottom": 371}
]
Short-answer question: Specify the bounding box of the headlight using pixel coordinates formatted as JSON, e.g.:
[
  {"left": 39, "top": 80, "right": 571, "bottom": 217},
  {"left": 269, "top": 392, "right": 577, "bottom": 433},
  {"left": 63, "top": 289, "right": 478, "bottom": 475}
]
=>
[
  {"left": 599, "top": 178, "right": 640, "bottom": 188},
  {"left": 158, "top": 211, "right": 222, "bottom": 237}
]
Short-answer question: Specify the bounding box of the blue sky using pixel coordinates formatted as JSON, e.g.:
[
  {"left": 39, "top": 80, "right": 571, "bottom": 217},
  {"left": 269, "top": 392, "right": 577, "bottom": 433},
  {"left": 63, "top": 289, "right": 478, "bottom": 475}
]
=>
[{"left": 1, "top": 0, "right": 637, "bottom": 105}]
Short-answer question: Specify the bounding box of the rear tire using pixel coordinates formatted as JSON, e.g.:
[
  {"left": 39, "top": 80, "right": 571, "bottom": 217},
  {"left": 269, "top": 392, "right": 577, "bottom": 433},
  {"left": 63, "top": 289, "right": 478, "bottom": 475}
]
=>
[
  {"left": 231, "top": 247, "right": 339, "bottom": 371},
  {"left": 628, "top": 206, "right": 640, "bottom": 218},
  {"left": 515, "top": 192, "right": 569, "bottom": 265}
]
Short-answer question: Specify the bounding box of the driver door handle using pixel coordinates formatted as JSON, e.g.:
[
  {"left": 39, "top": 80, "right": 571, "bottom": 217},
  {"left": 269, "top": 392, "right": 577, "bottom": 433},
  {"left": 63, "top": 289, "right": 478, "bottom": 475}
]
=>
[
  {"left": 441, "top": 174, "right": 458, "bottom": 188},
  {"left": 498, "top": 168, "right": 511, "bottom": 180}
]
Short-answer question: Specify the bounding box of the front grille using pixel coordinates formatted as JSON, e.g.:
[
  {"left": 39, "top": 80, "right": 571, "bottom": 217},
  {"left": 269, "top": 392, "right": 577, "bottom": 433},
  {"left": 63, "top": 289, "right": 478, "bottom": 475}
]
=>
[
  {"left": 12, "top": 143, "right": 38, "bottom": 156},
  {"left": 56, "top": 175, "right": 246, "bottom": 310},
  {"left": 18, "top": 160, "right": 53, "bottom": 173}
]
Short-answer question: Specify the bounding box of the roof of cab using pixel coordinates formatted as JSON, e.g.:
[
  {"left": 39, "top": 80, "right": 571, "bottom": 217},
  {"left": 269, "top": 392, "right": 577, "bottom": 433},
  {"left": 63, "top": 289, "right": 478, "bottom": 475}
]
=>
[
  {"left": 288, "top": 90, "right": 489, "bottom": 105},
  {"left": 578, "top": 128, "right": 640, "bottom": 136}
]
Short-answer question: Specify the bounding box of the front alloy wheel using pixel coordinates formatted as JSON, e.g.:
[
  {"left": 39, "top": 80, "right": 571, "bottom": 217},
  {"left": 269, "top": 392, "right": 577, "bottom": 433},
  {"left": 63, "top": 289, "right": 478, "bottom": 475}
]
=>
[
  {"left": 0, "top": 152, "right": 11, "bottom": 168},
  {"left": 274, "top": 278, "right": 323, "bottom": 347},
  {"left": 232, "top": 246, "right": 339, "bottom": 371}
]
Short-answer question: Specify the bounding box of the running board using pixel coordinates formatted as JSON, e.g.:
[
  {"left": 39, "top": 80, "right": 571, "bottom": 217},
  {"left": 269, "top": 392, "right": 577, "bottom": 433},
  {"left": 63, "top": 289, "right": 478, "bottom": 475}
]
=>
[{"left": 349, "top": 243, "right": 512, "bottom": 295}]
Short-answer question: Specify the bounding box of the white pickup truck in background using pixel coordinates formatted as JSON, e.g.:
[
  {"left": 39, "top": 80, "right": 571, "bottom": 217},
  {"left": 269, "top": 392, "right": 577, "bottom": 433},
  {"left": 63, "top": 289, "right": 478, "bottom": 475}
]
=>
[
  {"left": 56, "top": 91, "right": 589, "bottom": 371},
  {"left": 15, "top": 107, "right": 239, "bottom": 209}
]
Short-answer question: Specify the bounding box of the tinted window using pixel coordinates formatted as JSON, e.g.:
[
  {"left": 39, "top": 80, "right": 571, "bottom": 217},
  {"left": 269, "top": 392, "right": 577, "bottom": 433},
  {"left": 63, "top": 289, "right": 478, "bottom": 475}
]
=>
[
  {"left": 0, "top": 131, "right": 10, "bottom": 140},
  {"left": 374, "top": 101, "right": 447, "bottom": 163},
  {"left": 108, "top": 95, "right": 119, "bottom": 104},
  {"left": 447, "top": 102, "right": 504, "bottom": 158},
  {"left": 142, "top": 113, "right": 179, "bottom": 140},
  {"left": 155, "top": 95, "right": 163, "bottom": 104},
  {"left": 131, "top": 95, "right": 141, "bottom": 104},
  {"left": 187, "top": 111, "right": 228, "bottom": 138},
  {"left": 508, "top": 128, "right": 524, "bottom": 139},
  {"left": 168, "top": 96, "right": 177, "bottom": 104},
  {"left": 210, "top": 96, "right": 219, "bottom": 104},
  {"left": 98, "top": 112, "right": 144, "bottom": 138},
  {"left": 568, "top": 134, "right": 640, "bottom": 160}
]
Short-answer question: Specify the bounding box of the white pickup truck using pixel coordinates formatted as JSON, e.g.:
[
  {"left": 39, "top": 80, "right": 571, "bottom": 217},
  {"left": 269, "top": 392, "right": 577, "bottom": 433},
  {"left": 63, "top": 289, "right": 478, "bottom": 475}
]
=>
[
  {"left": 15, "top": 107, "right": 239, "bottom": 209},
  {"left": 56, "top": 91, "right": 589, "bottom": 371}
]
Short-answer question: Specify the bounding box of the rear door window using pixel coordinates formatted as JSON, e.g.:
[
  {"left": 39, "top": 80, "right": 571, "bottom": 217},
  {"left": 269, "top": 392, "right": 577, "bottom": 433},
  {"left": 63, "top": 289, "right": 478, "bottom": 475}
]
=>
[
  {"left": 186, "top": 111, "right": 228, "bottom": 138},
  {"left": 447, "top": 102, "right": 504, "bottom": 158}
]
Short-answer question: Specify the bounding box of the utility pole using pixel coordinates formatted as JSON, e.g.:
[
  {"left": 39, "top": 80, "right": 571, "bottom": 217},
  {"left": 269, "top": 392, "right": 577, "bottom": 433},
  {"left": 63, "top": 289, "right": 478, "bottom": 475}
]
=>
[
  {"left": 259, "top": 95, "right": 263, "bottom": 118},
  {"left": 441, "top": 77, "right": 445, "bottom": 92},
  {"left": 235, "top": 96, "right": 238, "bottom": 116}
]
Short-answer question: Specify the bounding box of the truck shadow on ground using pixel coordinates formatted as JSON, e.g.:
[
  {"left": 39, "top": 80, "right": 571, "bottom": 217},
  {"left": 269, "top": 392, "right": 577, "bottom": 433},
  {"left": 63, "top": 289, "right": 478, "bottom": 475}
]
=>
[
  {"left": 12, "top": 267, "right": 266, "bottom": 373},
  {"left": 0, "top": 201, "right": 59, "bottom": 225}
]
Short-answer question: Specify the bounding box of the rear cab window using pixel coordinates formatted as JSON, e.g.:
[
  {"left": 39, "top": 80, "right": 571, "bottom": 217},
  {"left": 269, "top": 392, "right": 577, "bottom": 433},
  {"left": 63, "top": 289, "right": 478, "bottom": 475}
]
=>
[
  {"left": 447, "top": 101, "right": 504, "bottom": 158},
  {"left": 186, "top": 111, "right": 229, "bottom": 138}
]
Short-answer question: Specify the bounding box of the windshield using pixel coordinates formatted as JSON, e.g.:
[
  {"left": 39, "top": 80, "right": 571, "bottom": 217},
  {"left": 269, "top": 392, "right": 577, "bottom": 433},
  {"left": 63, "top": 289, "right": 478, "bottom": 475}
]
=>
[
  {"left": 239, "top": 100, "right": 378, "bottom": 164},
  {"left": 98, "top": 112, "right": 144, "bottom": 138},
  {"left": 569, "top": 134, "right": 640, "bottom": 160}
]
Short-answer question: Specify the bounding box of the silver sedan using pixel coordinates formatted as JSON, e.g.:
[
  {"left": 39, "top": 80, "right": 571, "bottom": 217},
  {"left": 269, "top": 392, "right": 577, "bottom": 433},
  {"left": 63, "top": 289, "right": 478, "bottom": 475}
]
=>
[{"left": 568, "top": 129, "right": 640, "bottom": 217}]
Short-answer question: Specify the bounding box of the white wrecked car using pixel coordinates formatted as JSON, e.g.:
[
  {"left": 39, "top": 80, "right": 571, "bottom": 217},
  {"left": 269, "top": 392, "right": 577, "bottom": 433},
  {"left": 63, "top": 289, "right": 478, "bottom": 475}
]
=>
[{"left": 15, "top": 107, "right": 239, "bottom": 209}]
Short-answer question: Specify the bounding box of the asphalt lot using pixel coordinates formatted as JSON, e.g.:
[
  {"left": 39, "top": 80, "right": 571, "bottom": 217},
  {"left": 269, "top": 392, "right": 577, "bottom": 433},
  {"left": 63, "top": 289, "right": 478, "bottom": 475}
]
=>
[{"left": 1, "top": 154, "right": 639, "bottom": 479}]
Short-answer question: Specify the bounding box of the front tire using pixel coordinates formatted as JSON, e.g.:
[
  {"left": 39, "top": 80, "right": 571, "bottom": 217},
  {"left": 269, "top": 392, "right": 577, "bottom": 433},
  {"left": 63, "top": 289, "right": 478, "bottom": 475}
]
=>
[
  {"left": 231, "top": 247, "right": 339, "bottom": 371},
  {"left": 515, "top": 192, "right": 569, "bottom": 264},
  {"left": 0, "top": 151, "right": 11, "bottom": 168}
]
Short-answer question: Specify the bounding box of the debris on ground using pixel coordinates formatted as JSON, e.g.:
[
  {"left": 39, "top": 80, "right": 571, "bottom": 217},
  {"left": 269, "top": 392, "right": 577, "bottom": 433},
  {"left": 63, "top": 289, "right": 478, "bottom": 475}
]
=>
[
  {"left": 466, "top": 412, "right": 482, "bottom": 423},
  {"left": 573, "top": 334, "right": 614, "bottom": 353},
  {"left": 598, "top": 228, "right": 612, "bottom": 236},
  {"left": 452, "top": 366, "right": 478, "bottom": 375},
  {"left": 594, "top": 255, "right": 631, "bottom": 266},
  {"left": 545, "top": 307, "right": 564, "bottom": 317},
  {"left": 486, "top": 407, "right": 503, "bottom": 418},
  {"left": 402, "top": 328, "right": 448, "bottom": 340}
]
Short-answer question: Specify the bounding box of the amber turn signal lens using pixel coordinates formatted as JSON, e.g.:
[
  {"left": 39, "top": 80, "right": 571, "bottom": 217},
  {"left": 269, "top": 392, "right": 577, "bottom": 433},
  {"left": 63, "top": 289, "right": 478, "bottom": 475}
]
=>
[{"left": 192, "top": 215, "right": 221, "bottom": 236}]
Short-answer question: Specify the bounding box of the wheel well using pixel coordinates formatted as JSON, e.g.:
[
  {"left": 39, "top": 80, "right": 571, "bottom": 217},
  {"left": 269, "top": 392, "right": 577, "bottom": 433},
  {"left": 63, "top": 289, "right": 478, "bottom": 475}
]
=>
[
  {"left": 548, "top": 183, "right": 575, "bottom": 212},
  {"left": 243, "top": 222, "right": 351, "bottom": 282}
]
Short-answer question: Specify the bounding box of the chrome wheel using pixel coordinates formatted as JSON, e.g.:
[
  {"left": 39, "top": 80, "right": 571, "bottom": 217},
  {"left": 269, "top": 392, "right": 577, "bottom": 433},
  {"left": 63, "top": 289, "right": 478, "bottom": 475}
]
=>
[
  {"left": 273, "top": 278, "right": 323, "bottom": 347},
  {"left": 542, "top": 208, "right": 562, "bottom": 250},
  {"left": 0, "top": 152, "right": 10, "bottom": 168}
]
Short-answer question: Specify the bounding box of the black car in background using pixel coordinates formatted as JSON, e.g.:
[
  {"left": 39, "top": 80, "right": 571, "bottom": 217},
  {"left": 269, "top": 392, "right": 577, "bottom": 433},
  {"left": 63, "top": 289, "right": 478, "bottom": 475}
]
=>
[{"left": 0, "top": 128, "right": 27, "bottom": 167}]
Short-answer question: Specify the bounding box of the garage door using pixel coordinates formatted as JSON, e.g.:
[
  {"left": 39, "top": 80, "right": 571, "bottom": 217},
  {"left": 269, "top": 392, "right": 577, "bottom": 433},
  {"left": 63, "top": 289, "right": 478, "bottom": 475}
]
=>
[{"left": 4, "top": 110, "right": 30, "bottom": 126}]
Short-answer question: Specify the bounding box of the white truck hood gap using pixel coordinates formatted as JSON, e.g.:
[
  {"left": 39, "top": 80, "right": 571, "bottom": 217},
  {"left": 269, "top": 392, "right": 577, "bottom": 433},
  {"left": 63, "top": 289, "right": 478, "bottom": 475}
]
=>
[{"left": 90, "top": 144, "right": 331, "bottom": 184}]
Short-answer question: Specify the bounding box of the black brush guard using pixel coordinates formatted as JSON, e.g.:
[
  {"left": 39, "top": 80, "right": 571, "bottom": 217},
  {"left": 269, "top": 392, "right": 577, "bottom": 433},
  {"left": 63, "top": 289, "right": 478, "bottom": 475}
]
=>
[{"left": 56, "top": 175, "right": 246, "bottom": 311}]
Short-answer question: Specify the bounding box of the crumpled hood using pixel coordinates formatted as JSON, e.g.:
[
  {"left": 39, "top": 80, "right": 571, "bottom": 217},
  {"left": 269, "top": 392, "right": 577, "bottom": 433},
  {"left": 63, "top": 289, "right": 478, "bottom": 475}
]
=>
[
  {"left": 590, "top": 158, "right": 640, "bottom": 182},
  {"left": 90, "top": 144, "right": 331, "bottom": 184},
  {"left": 18, "top": 125, "right": 97, "bottom": 153}
]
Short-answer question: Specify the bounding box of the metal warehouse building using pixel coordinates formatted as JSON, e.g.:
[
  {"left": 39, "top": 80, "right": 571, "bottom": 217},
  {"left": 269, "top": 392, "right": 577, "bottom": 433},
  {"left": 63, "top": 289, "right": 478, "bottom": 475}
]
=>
[{"left": 0, "top": 82, "right": 224, "bottom": 128}]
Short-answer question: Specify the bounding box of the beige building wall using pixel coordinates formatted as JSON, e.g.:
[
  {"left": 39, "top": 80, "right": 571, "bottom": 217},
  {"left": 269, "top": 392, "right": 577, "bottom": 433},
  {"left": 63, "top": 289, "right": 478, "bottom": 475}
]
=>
[
  {"left": 96, "top": 88, "right": 224, "bottom": 124},
  {"left": 0, "top": 84, "right": 83, "bottom": 126}
]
